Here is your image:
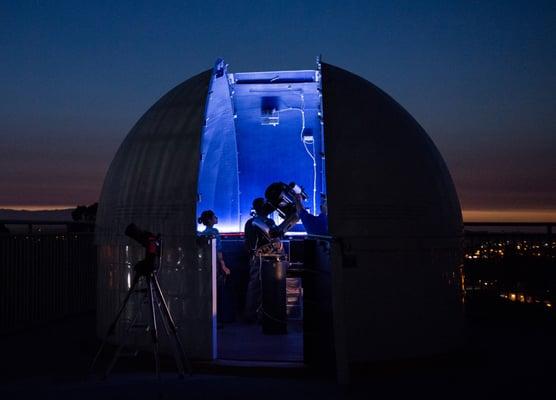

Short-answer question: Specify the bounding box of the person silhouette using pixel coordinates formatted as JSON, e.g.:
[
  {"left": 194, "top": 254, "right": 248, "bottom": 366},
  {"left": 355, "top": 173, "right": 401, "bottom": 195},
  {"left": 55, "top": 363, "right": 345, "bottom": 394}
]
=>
[{"left": 198, "top": 210, "right": 230, "bottom": 276}]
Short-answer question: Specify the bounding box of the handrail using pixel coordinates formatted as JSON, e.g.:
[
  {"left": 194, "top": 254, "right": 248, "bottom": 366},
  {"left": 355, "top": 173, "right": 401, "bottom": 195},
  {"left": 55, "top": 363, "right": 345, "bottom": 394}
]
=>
[
  {"left": 0, "top": 219, "right": 94, "bottom": 225},
  {"left": 465, "top": 222, "right": 554, "bottom": 227},
  {"left": 0, "top": 220, "right": 94, "bottom": 234},
  {"left": 464, "top": 222, "right": 553, "bottom": 235}
]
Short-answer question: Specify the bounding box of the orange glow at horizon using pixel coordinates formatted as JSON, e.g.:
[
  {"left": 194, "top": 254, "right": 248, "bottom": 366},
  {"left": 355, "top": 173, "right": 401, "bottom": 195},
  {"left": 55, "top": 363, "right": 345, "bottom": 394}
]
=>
[
  {"left": 463, "top": 210, "right": 556, "bottom": 223},
  {"left": 0, "top": 205, "right": 75, "bottom": 211}
]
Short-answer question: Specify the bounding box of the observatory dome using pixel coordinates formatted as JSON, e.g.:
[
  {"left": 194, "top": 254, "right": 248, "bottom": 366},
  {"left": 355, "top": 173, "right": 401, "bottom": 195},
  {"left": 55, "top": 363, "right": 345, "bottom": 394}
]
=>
[{"left": 96, "top": 60, "right": 463, "bottom": 370}]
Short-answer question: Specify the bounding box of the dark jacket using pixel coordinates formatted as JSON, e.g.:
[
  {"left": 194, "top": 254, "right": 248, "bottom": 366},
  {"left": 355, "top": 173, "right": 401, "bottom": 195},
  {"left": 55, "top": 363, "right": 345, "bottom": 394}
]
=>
[{"left": 244, "top": 215, "right": 280, "bottom": 255}]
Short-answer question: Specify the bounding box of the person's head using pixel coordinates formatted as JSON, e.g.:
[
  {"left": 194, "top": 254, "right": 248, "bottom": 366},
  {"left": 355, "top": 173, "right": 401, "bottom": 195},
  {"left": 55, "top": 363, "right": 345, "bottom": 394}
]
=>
[
  {"left": 252, "top": 197, "right": 271, "bottom": 217},
  {"left": 198, "top": 210, "right": 218, "bottom": 227}
]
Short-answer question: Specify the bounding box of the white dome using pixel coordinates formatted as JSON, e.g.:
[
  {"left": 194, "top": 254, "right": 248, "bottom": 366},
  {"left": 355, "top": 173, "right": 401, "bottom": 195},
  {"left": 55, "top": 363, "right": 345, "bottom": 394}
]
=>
[{"left": 96, "top": 61, "right": 463, "bottom": 366}]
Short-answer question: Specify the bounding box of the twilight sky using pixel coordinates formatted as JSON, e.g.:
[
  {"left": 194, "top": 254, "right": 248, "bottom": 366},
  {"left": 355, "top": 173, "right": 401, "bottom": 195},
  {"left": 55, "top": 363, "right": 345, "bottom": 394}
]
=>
[{"left": 1, "top": 1, "right": 555, "bottom": 220}]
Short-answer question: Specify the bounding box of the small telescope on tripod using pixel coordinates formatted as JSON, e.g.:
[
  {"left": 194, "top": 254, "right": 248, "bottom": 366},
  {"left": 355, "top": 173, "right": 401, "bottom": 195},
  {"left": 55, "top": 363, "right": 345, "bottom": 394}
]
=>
[
  {"left": 90, "top": 223, "right": 191, "bottom": 379},
  {"left": 124, "top": 223, "right": 161, "bottom": 275}
]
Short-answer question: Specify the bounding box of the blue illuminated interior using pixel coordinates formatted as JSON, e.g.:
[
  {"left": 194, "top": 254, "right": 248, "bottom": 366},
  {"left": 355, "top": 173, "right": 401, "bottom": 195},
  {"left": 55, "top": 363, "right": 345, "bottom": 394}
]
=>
[{"left": 197, "top": 61, "right": 325, "bottom": 233}]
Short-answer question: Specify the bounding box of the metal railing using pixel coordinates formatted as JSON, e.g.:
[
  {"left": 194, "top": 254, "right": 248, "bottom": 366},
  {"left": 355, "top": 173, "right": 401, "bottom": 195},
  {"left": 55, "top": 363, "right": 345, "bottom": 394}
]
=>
[
  {"left": 1, "top": 220, "right": 553, "bottom": 334},
  {"left": 0, "top": 219, "right": 94, "bottom": 234},
  {"left": 0, "top": 226, "right": 97, "bottom": 334},
  {"left": 465, "top": 222, "right": 554, "bottom": 235}
]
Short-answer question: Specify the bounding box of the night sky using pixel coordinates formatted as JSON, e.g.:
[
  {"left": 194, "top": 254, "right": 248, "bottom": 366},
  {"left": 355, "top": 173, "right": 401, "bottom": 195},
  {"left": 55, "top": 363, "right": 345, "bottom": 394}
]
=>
[{"left": 1, "top": 1, "right": 555, "bottom": 220}]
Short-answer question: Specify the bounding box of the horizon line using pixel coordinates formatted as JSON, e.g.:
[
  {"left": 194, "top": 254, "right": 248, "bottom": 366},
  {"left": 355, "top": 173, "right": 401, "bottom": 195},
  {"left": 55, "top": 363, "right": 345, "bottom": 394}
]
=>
[
  {"left": 2, "top": 206, "right": 556, "bottom": 223},
  {"left": 0, "top": 205, "right": 76, "bottom": 211}
]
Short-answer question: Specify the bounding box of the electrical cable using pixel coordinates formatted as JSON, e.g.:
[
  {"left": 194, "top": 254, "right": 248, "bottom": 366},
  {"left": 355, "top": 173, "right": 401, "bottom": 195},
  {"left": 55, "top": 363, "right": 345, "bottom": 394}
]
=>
[{"left": 279, "top": 93, "right": 318, "bottom": 214}]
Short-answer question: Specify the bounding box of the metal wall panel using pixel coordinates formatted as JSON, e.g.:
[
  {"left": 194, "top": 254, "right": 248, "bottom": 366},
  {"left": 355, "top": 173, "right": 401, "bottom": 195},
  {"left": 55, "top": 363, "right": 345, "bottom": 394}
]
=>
[
  {"left": 95, "top": 69, "right": 215, "bottom": 359},
  {"left": 321, "top": 62, "right": 464, "bottom": 369}
]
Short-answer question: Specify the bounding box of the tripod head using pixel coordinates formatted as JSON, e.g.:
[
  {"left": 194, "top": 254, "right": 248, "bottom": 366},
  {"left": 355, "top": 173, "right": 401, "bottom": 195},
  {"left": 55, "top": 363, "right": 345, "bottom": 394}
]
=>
[{"left": 125, "top": 223, "right": 161, "bottom": 275}]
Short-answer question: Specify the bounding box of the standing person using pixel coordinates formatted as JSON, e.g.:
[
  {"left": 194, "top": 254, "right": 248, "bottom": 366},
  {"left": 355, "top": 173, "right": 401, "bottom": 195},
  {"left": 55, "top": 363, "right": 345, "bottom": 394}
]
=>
[
  {"left": 198, "top": 210, "right": 230, "bottom": 276},
  {"left": 296, "top": 193, "right": 329, "bottom": 236},
  {"left": 243, "top": 198, "right": 275, "bottom": 323},
  {"left": 244, "top": 198, "right": 282, "bottom": 257},
  {"left": 243, "top": 196, "right": 299, "bottom": 332}
]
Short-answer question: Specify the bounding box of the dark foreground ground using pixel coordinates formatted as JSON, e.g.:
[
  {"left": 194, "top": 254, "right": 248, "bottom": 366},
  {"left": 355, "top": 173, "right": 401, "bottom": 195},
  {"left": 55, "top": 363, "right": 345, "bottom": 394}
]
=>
[{"left": 1, "top": 301, "right": 556, "bottom": 399}]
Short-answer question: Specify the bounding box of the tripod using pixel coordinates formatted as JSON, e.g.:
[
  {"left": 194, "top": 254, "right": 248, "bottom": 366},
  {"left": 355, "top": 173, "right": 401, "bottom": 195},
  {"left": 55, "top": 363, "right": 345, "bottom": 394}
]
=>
[{"left": 90, "top": 259, "right": 192, "bottom": 379}]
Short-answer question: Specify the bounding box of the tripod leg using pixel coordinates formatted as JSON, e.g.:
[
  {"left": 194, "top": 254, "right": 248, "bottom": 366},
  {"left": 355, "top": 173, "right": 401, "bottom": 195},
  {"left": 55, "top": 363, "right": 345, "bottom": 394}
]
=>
[
  {"left": 152, "top": 274, "right": 192, "bottom": 375},
  {"left": 154, "top": 290, "right": 186, "bottom": 378},
  {"left": 147, "top": 275, "right": 161, "bottom": 380},
  {"left": 104, "top": 300, "right": 143, "bottom": 379},
  {"left": 90, "top": 273, "right": 141, "bottom": 374}
]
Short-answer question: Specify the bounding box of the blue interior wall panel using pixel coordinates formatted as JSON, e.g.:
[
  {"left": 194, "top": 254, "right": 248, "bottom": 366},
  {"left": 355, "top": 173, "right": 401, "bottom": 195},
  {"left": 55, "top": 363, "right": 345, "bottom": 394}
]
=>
[
  {"left": 232, "top": 76, "right": 324, "bottom": 229},
  {"left": 197, "top": 64, "right": 240, "bottom": 232}
]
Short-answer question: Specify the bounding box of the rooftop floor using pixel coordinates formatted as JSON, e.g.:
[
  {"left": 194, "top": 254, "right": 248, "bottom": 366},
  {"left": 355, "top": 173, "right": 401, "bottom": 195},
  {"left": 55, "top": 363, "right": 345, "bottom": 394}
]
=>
[{"left": 1, "top": 303, "right": 556, "bottom": 399}]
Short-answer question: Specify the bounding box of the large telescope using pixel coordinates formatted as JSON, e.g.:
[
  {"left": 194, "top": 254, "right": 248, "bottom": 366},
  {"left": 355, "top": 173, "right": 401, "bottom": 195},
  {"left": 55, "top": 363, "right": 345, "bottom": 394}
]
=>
[{"left": 261, "top": 181, "right": 307, "bottom": 235}]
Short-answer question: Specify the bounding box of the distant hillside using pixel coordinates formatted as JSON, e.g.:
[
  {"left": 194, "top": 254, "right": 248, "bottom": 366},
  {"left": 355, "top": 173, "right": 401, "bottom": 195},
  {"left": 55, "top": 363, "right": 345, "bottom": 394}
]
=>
[{"left": 0, "top": 208, "right": 73, "bottom": 221}]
